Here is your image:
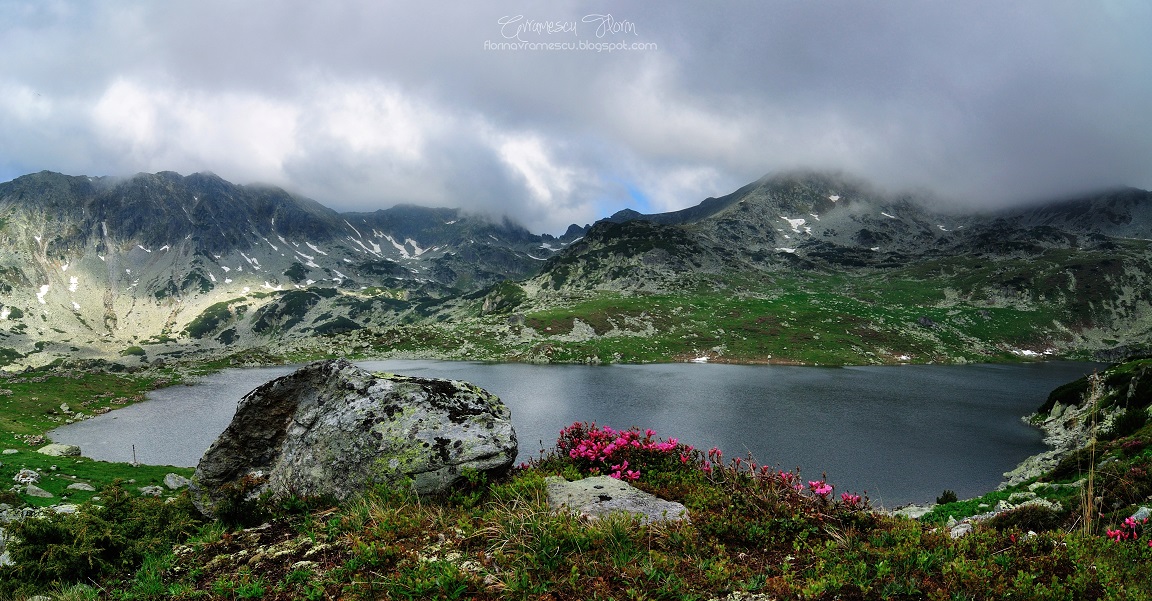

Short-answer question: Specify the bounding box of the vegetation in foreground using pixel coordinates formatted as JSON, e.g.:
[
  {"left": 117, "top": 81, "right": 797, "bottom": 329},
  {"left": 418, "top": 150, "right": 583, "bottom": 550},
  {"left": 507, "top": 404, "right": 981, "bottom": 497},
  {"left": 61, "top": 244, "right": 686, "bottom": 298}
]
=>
[{"left": 4, "top": 406, "right": 1152, "bottom": 600}]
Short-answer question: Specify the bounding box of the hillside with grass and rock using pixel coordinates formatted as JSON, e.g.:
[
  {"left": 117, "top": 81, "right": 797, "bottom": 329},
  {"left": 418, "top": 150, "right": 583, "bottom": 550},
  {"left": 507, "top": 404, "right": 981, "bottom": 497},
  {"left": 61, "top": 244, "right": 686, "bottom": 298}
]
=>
[
  {"left": 1, "top": 358, "right": 1151, "bottom": 600},
  {"left": 3, "top": 170, "right": 1152, "bottom": 370}
]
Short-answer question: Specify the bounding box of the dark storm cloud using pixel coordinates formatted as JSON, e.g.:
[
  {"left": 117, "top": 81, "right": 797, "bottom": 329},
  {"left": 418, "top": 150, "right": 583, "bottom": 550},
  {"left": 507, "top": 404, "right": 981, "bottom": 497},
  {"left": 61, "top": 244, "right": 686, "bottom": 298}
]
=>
[{"left": 0, "top": 1, "right": 1149, "bottom": 232}]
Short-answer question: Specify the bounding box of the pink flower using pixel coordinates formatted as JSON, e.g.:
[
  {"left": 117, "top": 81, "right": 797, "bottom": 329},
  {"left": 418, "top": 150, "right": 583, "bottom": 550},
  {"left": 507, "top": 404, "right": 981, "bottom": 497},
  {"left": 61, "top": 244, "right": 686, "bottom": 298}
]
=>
[{"left": 809, "top": 480, "right": 833, "bottom": 497}]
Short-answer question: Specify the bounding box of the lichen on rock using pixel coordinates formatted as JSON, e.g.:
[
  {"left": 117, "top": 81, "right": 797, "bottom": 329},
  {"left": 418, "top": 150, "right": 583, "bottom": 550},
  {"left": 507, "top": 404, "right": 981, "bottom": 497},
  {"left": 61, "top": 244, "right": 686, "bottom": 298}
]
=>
[{"left": 189, "top": 358, "right": 517, "bottom": 518}]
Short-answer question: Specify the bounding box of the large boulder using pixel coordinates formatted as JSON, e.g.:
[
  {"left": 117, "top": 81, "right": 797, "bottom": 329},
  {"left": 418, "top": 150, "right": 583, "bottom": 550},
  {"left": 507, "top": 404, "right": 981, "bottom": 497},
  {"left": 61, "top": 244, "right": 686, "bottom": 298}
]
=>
[{"left": 189, "top": 359, "right": 517, "bottom": 517}]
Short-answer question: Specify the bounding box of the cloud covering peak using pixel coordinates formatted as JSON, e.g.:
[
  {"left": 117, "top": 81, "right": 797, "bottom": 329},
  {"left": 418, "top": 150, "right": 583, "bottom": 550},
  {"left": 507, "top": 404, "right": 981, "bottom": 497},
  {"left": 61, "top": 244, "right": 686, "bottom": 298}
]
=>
[{"left": 2, "top": 1, "right": 1150, "bottom": 233}]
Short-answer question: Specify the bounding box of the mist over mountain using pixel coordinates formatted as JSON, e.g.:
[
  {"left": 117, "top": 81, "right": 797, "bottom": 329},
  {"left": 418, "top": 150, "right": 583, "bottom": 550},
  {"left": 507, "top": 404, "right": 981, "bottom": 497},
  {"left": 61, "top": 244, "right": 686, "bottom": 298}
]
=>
[{"left": 1, "top": 168, "right": 1150, "bottom": 369}]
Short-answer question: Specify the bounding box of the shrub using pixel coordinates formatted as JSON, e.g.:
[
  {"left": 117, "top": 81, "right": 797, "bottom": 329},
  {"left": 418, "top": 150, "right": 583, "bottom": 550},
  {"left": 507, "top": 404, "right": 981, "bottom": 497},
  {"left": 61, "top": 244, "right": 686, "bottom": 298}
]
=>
[
  {"left": 987, "top": 503, "right": 1065, "bottom": 532},
  {"left": 937, "top": 489, "right": 959, "bottom": 505},
  {"left": 0, "top": 482, "right": 201, "bottom": 596},
  {"left": 1105, "top": 407, "right": 1149, "bottom": 440},
  {"left": 551, "top": 422, "right": 693, "bottom": 481}
]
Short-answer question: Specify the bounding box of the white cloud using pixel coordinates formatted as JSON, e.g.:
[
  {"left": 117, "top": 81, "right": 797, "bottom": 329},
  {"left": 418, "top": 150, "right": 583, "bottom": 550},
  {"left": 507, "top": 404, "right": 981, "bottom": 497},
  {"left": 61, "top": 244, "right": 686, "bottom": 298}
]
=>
[
  {"left": 495, "top": 134, "right": 576, "bottom": 205},
  {"left": 0, "top": 1, "right": 1150, "bottom": 233},
  {"left": 91, "top": 78, "right": 299, "bottom": 181}
]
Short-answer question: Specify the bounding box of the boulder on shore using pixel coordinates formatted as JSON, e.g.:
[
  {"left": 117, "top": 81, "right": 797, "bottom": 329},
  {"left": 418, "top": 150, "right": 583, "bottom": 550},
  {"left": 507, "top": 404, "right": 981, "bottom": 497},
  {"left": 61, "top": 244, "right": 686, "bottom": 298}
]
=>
[
  {"left": 37, "top": 443, "right": 81, "bottom": 457},
  {"left": 189, "top": 359, "right": 517, "bottom": 518}
]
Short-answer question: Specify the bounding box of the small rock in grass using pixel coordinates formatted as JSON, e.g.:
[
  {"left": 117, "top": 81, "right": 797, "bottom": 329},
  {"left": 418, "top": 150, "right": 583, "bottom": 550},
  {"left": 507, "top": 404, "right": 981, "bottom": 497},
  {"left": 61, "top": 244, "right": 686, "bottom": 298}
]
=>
[
  {"left": 13, "top": 469, "right": 39, "bottom": 484},
  {"left": 164, "top": 473, "right": 190, "bottom": 490},
  {"left": 1, "top": 449, "right": 17, "bottom": 455},
  {"left": 1132, "top": 507, "right": 1151, "bottom": 522},
  {"left": 51, "top": 504, "right": 78, "bottom": 515},
  {"left": 138, "top": 486, "right": 164, "bottom": 497},
  {"left": 66, "top": 482, "right": 96, "bottom": 492},
  {"left": 24, "top": 484, "right": 53, "bottom": 498},
  {"left": 949, "top": 522, "right": 973, "bottom": 539}
]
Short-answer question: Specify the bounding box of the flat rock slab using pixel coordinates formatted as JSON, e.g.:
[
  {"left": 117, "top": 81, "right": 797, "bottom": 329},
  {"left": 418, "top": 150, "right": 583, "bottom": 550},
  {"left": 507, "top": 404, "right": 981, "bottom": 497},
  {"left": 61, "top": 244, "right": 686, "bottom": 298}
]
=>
[
  {"left": 545, "top": 475, "right": 688, "bottom": 524},
  {"left": 37, "top": 443, "right": 81, "bottom": 457},
  {"left": 24, "top": 484, "right": 53, "bottom": 498}
]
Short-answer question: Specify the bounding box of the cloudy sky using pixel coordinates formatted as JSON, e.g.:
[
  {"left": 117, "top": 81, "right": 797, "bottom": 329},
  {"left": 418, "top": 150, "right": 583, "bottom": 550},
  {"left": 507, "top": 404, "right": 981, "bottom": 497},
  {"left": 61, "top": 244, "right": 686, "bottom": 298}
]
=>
[{"left": 1, "top": 1, "right": 1149, "bottom": 233}]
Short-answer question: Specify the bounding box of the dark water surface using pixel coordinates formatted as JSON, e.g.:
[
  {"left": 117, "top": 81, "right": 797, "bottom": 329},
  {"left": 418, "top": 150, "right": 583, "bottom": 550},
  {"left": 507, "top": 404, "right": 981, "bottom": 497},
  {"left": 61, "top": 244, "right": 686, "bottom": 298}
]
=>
[{"left": 50, "top": 360, "right": 1100, "bottom": 506}]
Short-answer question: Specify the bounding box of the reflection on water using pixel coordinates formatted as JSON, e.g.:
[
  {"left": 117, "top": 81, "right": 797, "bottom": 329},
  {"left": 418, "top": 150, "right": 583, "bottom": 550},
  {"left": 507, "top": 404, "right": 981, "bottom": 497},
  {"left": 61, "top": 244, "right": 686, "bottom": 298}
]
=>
[{"left": 50, "top": 360, "right": 1100, "bottom": 506}]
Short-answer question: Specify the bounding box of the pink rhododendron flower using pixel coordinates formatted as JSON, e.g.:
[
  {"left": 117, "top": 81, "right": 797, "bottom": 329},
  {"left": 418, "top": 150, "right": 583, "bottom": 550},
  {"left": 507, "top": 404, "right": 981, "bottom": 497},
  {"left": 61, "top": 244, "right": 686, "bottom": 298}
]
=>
[{"left": 809, "top": 480, "right": 833, "bottom": 496}]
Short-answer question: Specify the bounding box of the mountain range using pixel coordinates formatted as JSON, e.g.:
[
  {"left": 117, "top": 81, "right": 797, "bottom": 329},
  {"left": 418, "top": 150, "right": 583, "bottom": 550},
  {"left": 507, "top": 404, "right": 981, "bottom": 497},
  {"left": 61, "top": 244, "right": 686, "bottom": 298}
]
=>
[{"left": 1, "top": 169, "right": 1150, "bottom": 369}]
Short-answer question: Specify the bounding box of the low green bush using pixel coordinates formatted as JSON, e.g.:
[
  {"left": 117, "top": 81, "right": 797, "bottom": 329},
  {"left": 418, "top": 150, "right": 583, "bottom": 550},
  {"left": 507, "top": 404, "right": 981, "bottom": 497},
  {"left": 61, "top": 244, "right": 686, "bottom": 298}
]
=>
[
  {"left": 987, "top": 503, "right": 1066, "bottom": 533},
  {"left": 0, "top": 481, "right": 202, "bottom": 597}
]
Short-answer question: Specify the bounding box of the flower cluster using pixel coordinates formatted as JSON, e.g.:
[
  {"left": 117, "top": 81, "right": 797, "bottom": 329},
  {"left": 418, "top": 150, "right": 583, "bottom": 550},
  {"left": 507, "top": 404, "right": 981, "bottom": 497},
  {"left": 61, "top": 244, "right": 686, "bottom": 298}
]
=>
[
  {"left": 1106, "top": 515, "right": 1149, "bottom": 546},
  {"left": 809, "top": 480, "right": 833, "bottom": 497},
  {"left": 556, "top": 422, "right": 692, "bottom": 481}
]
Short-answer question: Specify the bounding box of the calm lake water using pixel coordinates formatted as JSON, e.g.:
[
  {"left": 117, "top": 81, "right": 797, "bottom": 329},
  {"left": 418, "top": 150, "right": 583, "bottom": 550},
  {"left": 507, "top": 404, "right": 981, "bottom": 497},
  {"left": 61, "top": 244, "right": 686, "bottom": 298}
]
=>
[{"left": 50, "top": 360, "right": 1100, "bottom": 506}]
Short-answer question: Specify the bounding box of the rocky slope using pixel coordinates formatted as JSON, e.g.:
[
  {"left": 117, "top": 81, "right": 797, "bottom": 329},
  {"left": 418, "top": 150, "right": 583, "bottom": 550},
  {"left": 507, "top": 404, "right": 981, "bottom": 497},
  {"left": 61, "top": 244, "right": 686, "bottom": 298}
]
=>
[
  {"left": 0, "top": 171, "right": 583, "bottom": 368},
  {"left": 2, "top": 168, "right": 1152, "bottom": 368}
]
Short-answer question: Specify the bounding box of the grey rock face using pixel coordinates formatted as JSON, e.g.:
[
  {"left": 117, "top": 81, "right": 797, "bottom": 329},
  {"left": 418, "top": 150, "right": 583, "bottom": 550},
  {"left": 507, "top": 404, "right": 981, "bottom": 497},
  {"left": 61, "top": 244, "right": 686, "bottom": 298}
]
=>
[
  {"left": 545, "top": 475, "right": 688, "bottom": 524},
  {"left": 189, "top": 359, "right": 517, "bottom": 518}
]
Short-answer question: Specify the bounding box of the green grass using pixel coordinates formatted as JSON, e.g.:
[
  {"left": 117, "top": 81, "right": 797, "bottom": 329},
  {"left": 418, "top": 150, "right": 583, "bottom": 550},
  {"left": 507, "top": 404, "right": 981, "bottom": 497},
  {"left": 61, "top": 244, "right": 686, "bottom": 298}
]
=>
[{"left": 0, "top": 368, "right": 194, "bottom": 507}]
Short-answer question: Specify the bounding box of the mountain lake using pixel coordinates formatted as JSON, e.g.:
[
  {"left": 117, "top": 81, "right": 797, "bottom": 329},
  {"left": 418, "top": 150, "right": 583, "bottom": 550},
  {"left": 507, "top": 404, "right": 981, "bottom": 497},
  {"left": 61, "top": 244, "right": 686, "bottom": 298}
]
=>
[{"left": 49, "top": 360, "right": 1101, "bottom": 506}]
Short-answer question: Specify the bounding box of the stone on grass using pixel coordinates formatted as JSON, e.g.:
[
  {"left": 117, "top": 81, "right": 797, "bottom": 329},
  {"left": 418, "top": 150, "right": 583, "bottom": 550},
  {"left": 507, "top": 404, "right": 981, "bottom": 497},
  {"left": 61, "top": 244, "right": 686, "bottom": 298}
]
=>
[
  {"left": 949, "top": 522, "right": 974, "bottom": 539},
  {"left": 189, "top": 359, "right": 518, "bottom": 518},
  {"left": 13, "top": 469, "right": 38, "bottom": 484},
  {"left": 164, "top": 473, "right": 191, "bottom": 490},
  {"left": 66, "top": 482, "right": 97, "bottom": 492},
  {"left": 1132, "top": 506, "right": 1151, "bottom": 522},
  {"left": 1, "top": 449, "right": 17, "bottom": 455},
  {"left": 545, "top": 475, "right": 688, "bottom": 524},
  {"left": 24, "top": 484, "right": 53, "bottom": 498},
  {"left": 139, "top": 486, "right": 165, "bottom": 497},
  {"left": 37, "top": 443, "right": 81, "bottom": 457}
]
